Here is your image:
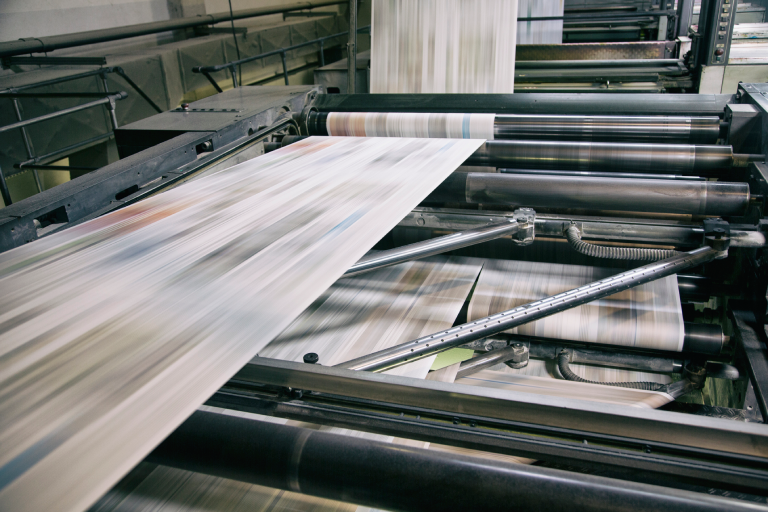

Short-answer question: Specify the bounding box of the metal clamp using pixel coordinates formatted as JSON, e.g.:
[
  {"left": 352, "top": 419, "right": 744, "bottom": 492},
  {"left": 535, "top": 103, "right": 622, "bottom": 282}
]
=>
[
  {"left": 504, "top": 342, "right": 530, "bottom": 369},
  {"left": 703, "top": 218, "right": 730, "bottom": 256},
  {"left": 511, "top": 208, "right": 535, "bottom": 246}
]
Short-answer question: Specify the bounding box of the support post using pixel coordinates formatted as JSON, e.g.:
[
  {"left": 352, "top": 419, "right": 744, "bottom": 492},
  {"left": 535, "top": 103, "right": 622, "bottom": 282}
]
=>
[
  {"left": 346, "top": 0, "right": 357, "bottom": 94},
  {"left": 280, "top": 51, "right": 289, "bottom": 85}
]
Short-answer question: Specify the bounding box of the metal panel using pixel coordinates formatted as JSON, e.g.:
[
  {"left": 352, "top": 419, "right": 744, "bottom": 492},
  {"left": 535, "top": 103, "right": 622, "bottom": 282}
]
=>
[{"left": 517, "top": 41, "right": 673, "bottom": 61}]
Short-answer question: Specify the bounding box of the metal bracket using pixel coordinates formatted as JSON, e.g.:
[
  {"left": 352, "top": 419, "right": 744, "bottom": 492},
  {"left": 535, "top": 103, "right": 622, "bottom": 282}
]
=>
[
  {"left": 703, "top": 217, "right": 730, "bottom": 255},
  {"left": 504, "top": 342, "right": 530, "bottom": 369},
  {"left": 511, "top": 208, "right": 535, "bottom": 246}
]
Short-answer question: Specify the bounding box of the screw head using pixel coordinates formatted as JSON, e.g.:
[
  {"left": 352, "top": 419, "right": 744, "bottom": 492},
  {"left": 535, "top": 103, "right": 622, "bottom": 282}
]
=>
[{"left": 303, "top": 352, "right": 319, "bottom": 364}]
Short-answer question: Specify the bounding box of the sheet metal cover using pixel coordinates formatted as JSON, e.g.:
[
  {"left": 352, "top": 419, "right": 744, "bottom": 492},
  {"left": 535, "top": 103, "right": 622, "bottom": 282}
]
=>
[{"left": 0, "top": 136, "right": 484, "bottom": 512}]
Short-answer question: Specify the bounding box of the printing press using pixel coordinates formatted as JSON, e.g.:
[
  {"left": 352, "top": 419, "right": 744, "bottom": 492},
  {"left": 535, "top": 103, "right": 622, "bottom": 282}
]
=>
[{"left": 2, "top": 83, "right": 768, "bottom": 511}]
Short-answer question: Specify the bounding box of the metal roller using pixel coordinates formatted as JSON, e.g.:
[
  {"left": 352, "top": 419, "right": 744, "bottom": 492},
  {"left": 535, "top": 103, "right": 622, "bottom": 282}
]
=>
[
  {"left": 493, "top": 114, "right": 721, "bottom": 144},
  {"left": 307, "top": 111, "right": 722, "bottom": 144},
  {"left": 427, "top": 173, "right": 750, "bottom": 216},
  {"left": 464, "top": 140, "right": 733, "bottom": 174}
]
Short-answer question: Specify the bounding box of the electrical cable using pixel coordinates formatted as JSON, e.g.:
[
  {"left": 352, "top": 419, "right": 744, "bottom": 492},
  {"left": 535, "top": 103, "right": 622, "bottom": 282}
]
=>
[{"left": 557, "top": 351, "right": 666, "bottom": 391}]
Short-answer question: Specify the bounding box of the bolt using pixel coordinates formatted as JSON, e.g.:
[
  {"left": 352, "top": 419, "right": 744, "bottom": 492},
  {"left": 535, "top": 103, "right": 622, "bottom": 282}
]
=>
[
  {"left": 181, "top": 102, "right": 190, "bottom": 110},
  {"left": 453, "top": 417, "right": 461, "bottom": 425},
  {"left": 514, "top": 343, "right": 522, "bottom": 348},
  {"left": 303, "top": 352, "right": 319, "bottom": 364},
  {"left": 645, "top": 445, "right": 652, "bottom": 453},
  {"left": 470, "top": 420, "right": 477, "bottom": 427}
]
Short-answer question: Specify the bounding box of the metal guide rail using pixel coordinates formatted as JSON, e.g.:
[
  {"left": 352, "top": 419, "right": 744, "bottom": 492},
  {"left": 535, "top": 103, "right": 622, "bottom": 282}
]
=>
[{"left": 209, "top": 357, "right": 768, "bottom": 496}]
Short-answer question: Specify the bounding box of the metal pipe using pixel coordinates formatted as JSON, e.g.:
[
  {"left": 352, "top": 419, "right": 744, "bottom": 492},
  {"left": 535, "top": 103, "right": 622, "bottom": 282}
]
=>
[
  {"left": 464, "top": 140, "right": 734, "bottom": 174},
  {"left": 337, "top": 246, "right": 720, "bottom": 372},
  {"left": 11, "top": 98, "right": 42, "bottom": 193},
  {"left": 149, "top": 410, "right": 757, "bottom": 512},
  {"left": 398, "top": 208, "right": 765, "bottom": 249},
  {"left": 0, "top": 164, "right": 12, "bottom": 206},
  {"left": 0, "top": 92, "right": 127, "bottom": 134},
  {"left": 515, "top": 59, "right": 683, "bottom": 69},
  {"left": 457, "top": 339, "right": 688, "bottom": 380},
  {"left": 13, "top": 132, "right": 112, "bottom": 175},
  {"left": 494, "top": 114, "right": 720, "bottom": 144},
  {"left": 457, "top": 344, "right": 531, "bottom": 379},
  {"left": 500, "top": 169, "right": 705, "bottom": 181},
  {"left": 0, "top": 1, "right": 346, "bottom": 58},
  {"left": 427, "top": 173, "right": 750, "bottom": 217},
  {"left": 344, "top": 219, "right": 520, "bottom": 277},
  {"left": 347, "top": 0, "right": 357, "bottom": 94},
  {"left": 0, "top": 68, "right": 107, "bottom": 94},
  {"left": 194, "top": 26, "right": 369, "bottom": 74}
]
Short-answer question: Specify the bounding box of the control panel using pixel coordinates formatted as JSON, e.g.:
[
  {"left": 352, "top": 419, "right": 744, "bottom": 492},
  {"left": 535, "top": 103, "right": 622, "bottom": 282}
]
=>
[{"left": 699, "top": 0, "right": 738, "bottom": 66}]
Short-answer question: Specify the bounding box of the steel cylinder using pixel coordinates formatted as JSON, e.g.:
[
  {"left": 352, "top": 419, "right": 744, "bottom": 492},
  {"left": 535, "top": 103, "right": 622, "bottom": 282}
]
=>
[
  {"left": 465, "top": 140, "right": 734, "bottom": 174},
  {"left": 427, "top": 173, "right": 750, "bottom": 216},
  {"left": 493, "top": 115, "right": 721, "bottom": 144}
]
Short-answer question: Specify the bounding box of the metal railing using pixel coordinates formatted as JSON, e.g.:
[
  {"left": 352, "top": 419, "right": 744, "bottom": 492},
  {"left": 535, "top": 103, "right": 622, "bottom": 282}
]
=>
[
  {"left": 0, "top": 66, "right": 152, "bottom": 206},
  {"left": 193, "top": 25, "right": 370, "bottom": 92},
  {"left": 0, "top": 1, "right": 345, "bottom": 58}
]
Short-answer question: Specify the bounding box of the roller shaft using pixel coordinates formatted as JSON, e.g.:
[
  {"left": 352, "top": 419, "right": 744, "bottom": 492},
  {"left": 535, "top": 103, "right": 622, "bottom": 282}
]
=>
[
  {"left": 427, "top": 173, "right": 749, "bottom": 216},
  {"left": 308, "top": 112, "right": 722, "bottom": 144},
  {"left": 493, "top": 114, "right": 720, "bottom": 144},
  {"left": 465, "top": 140, "right": 733, "bottom": 174}
]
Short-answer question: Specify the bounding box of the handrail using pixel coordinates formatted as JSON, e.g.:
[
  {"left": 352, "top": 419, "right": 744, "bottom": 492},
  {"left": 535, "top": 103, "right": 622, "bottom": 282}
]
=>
[
  {"left": 0, "top": 66, "right": 163, "bottom": 113},
  {"left": 0, "top": 92, "right": 127, "bottom": 134},
  {"left": 193, "top": 25, "right": 370, "bottom": 91},
  {"left": 0, "top": 1, "right": 345, "bottom": 58}
]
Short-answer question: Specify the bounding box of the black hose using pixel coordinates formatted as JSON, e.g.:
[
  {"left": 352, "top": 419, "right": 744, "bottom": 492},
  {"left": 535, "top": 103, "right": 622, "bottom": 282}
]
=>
[
  {"left": 564, "top": 224, "right": 679, "bottom": 261},
  {"left": 557, "top": 351, "right": 666, "bottom": 391}
]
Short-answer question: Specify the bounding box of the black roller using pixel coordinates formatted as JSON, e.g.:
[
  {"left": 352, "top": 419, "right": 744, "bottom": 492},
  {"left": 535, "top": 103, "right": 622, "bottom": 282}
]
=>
[
  {"left": 149, "top": 410, "right": 754, "bottom": 512},
  {"left": 465, "top": 140, "right": 733, "bottom": 174},
  {"left": 427, "top": 173, "right": 750, "bottom": 216}
]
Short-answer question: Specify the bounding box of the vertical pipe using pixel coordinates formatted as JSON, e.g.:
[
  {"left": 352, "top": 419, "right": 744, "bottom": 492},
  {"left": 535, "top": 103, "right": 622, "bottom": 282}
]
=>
[
  {"left": 11, "top": 98, "right": 42, "bottom": 193},
  {"left": 0, "top": 163, "right": 12, "bottom": 206},
  {"left": 231, "top": 65, "right": 238, "bottom": 88},
  {"left": 319, "top": 40, "right": 325, "bottom": 67},
  {"left": 347, "top": 0, "right": 357, "bottom": 94},
  {"left": 280, "top": 51, "right": 290, "bottom": 85},
  {"left": 106, "top": 99, "right": 119, "bottom": 131}
]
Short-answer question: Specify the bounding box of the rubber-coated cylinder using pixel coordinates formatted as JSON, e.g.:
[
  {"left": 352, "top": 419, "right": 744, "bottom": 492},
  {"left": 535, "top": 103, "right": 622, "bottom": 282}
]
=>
[
  {"left": 465, "top": 140, "right": 734, "bottom": 174},
  {"left": 493, "top": 115, "right": 721, "bottom": 144},
  {"left": 426, "top": 173, "right": 750, "bottom": 216},
  {"left": 149, "top": 410, "right": 755, "bottom": 512}
]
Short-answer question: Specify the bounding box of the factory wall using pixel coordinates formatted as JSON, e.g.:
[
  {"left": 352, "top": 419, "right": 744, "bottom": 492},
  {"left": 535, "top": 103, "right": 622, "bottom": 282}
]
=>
[{"left": 0, "top": 0, "right": 172, "bottom": 42}]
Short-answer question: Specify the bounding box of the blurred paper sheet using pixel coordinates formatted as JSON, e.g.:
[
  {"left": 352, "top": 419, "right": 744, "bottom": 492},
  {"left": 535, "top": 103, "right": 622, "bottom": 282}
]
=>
[
  {"left": 517, "top": 0, "right": 564, "bottom": 44},
  {"left": 456, "top": 369, "right": 673, "bottom": 409},
  {"left": 0, "top": 136, "right": 483, "bottom": 512},
  {"left": 371, "top": 0, "right": 519, "bottom": 93},
  {"left": 468, "top": 259, "right": 685, "bottom": 352}
]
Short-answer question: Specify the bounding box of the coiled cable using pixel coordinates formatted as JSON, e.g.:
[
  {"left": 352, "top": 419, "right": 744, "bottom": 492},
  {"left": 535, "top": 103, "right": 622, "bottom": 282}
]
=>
[
  {"left": 557, "top": 351, "right": 666, "bottom": 391},
  {"left": 564, "top": 223, "right": 679, "bottom": 261}
]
